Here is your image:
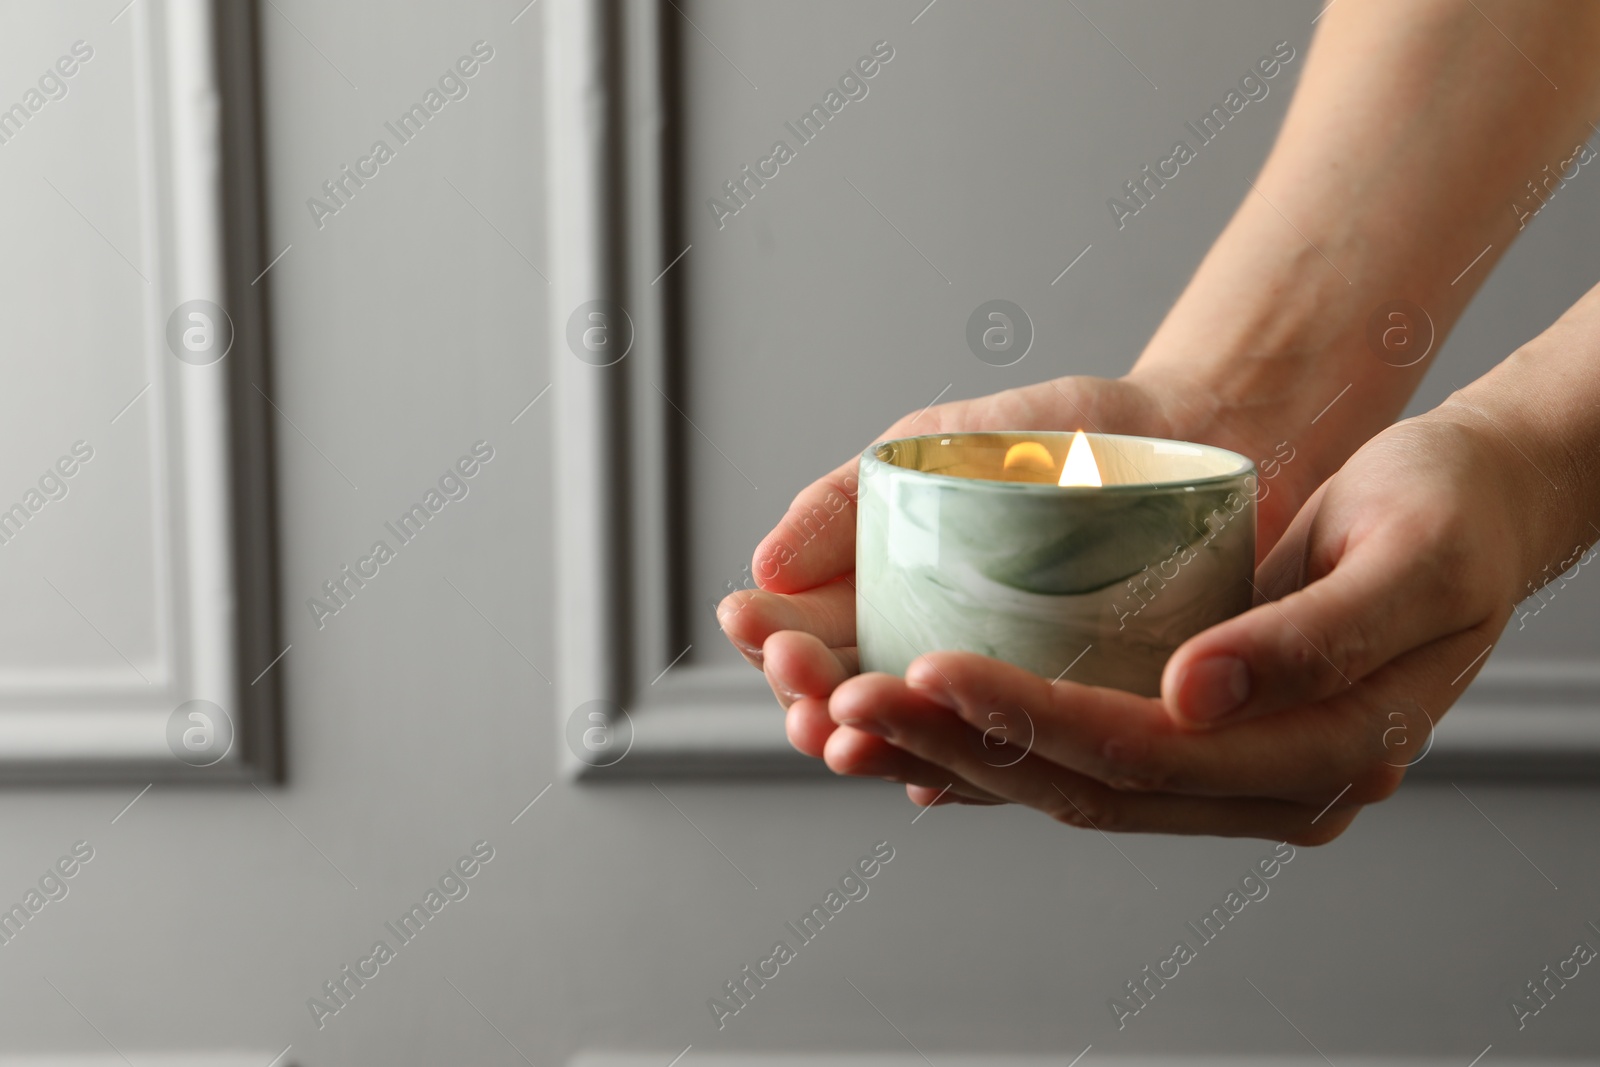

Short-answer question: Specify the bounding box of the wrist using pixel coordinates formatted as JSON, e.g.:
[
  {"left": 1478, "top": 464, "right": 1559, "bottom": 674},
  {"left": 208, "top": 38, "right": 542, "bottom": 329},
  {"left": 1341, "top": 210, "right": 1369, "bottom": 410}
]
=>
[
  {"left": 1433, "top": 347, "right": 1600, "bottom": 585},
  {"left": 1125, "top": 204, "right": 1406, "bottom": 491},
  {"left": 1122, "top": 259, "right": 1365, "bottom": 531}
]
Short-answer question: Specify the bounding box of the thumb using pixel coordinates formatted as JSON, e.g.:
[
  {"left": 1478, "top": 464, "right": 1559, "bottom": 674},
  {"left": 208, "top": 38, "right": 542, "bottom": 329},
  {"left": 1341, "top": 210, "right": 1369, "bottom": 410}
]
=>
[
  {"left": 1160, "top": 525, "right": 1464, "bottom": 726},
  {"left": 753, "top": 389, "right": 1059, "bottom": 594}
]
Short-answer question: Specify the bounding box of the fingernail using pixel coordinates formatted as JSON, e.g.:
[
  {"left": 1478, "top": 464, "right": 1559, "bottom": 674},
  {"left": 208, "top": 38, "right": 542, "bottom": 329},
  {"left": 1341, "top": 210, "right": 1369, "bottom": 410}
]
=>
[
  {"left": 1179, "top": 656, "right": 1251, "bottom": 722},
  {"left": 716, "top": 591, "right": 757, "bottom": 631},
  {"left": 728, "top": 635, "right": 764, "bottom": 666},
  {"left": 773, "top": 682, "right": 805, "bottom": 705}
]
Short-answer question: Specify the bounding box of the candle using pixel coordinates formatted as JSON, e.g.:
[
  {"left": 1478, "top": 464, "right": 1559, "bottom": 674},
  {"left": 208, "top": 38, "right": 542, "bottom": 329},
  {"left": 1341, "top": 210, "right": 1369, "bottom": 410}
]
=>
[{"left": 856, "top": 430, "right": 1256, "bottom": 696}]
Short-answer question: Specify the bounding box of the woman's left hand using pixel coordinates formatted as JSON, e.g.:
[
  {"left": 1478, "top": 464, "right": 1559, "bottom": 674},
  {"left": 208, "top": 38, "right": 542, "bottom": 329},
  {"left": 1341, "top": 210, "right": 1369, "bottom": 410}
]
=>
[{"left": 825, "top": 409, "right": 1536, "bottom": 843}]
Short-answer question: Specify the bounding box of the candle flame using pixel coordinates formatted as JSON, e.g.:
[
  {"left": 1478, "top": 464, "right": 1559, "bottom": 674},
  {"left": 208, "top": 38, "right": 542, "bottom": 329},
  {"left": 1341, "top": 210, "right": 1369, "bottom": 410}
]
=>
[{"left": 1058, "top": 429, "right": 1103, "bottom": 487}]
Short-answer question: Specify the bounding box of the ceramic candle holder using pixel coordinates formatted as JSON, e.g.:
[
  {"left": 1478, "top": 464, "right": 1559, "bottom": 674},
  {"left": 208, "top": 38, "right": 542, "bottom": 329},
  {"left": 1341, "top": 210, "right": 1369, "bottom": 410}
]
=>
[{"left": 856, "top": 431, "right": 1256, "bottom": 696}]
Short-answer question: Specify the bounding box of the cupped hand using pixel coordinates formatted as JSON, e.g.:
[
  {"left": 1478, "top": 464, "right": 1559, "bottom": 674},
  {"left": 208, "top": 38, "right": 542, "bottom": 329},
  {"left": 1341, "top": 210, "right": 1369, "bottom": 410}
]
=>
[
  {"left": 718, "top": 374, "right": 1300, "bottom": 802},
  {"left": 823, "top": 410, "right": 1527, "bottom": 841}
]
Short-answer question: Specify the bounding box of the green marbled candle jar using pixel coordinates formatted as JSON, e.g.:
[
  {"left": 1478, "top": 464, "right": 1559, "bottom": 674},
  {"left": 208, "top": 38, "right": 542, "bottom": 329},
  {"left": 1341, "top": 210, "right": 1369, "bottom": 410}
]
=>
[{"left": 856, "top": 431, "right": 1256, "bottom": 696}]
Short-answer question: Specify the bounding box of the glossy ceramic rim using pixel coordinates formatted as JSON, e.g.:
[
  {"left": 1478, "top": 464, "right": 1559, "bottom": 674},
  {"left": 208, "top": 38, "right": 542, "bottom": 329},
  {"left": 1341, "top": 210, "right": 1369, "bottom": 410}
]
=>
[{"left": 861, "top": 431, "right": 1256, "bottom": 495}]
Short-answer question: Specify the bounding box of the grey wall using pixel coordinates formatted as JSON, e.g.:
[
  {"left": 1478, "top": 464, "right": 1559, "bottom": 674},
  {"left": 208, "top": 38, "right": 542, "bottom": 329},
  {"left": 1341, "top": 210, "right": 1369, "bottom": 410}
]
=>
[{"left": 2, "top": 0, "right": 1599, "bottom": 1064}]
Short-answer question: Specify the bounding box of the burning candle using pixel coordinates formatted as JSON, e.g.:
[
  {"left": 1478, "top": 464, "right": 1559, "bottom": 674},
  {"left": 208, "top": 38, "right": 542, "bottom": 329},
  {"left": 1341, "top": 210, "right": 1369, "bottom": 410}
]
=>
[{"left": 855, "top": 431, "right": 1256, "bottom": 696}]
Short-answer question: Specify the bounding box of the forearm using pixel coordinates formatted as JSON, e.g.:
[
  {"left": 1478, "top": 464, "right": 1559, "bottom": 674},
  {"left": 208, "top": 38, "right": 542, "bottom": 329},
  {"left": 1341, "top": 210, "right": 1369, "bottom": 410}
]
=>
[{"left": 1128, "top": 0, "right": 1600, "bottom": 505}]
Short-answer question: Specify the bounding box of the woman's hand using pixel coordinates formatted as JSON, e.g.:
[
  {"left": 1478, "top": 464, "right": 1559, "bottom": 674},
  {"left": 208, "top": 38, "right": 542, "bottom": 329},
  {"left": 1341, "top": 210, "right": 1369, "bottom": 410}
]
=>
[
  {"left": 717, "top": 0, "right": 1600, "bottom": 828},
  {"left": 823, "top": 409, "right": 1532, "bottom": 842},
  {"left": 717, "top": 374, "right": 1311, "bottom": 804}
]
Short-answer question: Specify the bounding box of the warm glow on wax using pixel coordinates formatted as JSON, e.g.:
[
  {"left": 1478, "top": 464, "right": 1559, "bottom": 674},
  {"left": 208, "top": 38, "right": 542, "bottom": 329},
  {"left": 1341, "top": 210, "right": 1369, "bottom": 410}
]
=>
[{"left": 1002, "top": 441, "right": 1056, "bottom": 476}]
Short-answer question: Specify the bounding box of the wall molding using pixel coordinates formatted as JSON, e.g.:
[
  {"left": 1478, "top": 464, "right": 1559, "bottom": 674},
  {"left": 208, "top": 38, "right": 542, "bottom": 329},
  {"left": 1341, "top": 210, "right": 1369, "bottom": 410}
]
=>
[
  {"left": 0, "top": 0, "right": 280, "bottom": 783},
  {"left": 547, "top": 0, "right": 1600, "bottom": 782}
]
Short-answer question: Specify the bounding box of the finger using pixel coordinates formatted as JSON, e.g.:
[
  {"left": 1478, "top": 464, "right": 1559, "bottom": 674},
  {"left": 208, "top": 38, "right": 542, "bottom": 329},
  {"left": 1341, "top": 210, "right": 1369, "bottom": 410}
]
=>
[
  {"left": 904, "top": 614, "right": 1504, "bottom": 807},
  {"left": 1162, "top": 524, "right": 1477, "bottom": 727},
  {"left": 751, "top": 459, "right": 863, "bottom": 594},
  {"left": 789, "top": 689, "right": 1001, "bottom": 801},
  {"left": 786, "top": 697, "right": 915, "bottom": 763},
  {"left": 750, "top": 385, "right": 1079, "bottom": 595},
  {"left": 833, "top": 672, "right": 1356, "bottom": 843},
  {"left": 903, "top": 650, "right": 1385, "bottom": 802},
  {"left": 762, "top": 630, "right": 857, "bottom": 709},
  {"left": 720, "top": 582, "right": 856, "bottom": 664},
  {"left": 907, "top": 784, "right": 1005, "bottom": 807},
  {"left": 785, "top": 698, "right": 839, "bottom": 757},
  {"left": 821, "top": 721, "right": 1005, "bottom": 802}
]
